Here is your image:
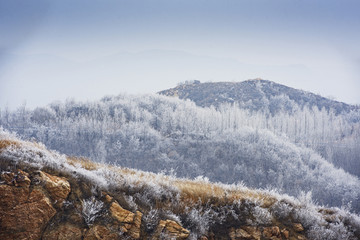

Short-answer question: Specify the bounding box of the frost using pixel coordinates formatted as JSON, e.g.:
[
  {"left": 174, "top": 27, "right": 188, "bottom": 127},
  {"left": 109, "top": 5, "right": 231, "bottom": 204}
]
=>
[
  {"left": 143, "top": 209, "right": 160, "bottom": 232},
  {"left": 252, "top": 206, "right": 273, "bottom": 225},
  {"left": 81, "top": 196, "right": 104, "bottom": 225}
]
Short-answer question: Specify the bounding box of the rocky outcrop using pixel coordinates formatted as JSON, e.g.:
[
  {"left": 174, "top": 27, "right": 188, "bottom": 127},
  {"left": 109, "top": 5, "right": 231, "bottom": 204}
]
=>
[
  {"left": 128, "top": 211, "right": 143, "bottom": 239},
  {"left": 0, "top": 166, "right": 355, "bottom": 240},
  {"left": 153, "top": 219, "right": 190, "bottom": 239},
  {"left": 293, "top": 223, "right": 304, "bottom": 232},
  {"left": 84, "top": 224, "right": 119, "bottom": 240},
  {"left": 0, "top": 136, "right": 358, "bottom": 240},
  {"left": 43, "top": 223, "right": 82, "bottom": 240},
  {"left": 229, "top": 226, "right": 307, "bottom": 240},
  {"left": 37, "top": 171, "right": 71, "bottom": 208},
  {"left": 0, "top": 170, "right": 56, "bottom": 240},
  {"left": 229, "top": 226, "right": 261, "bottom": 240},
  {"left": 262, "top": 226, "right": 281, "bottom": 240},
  {"left": 110, "top": 200, "right": 136, "bottom": 224}
]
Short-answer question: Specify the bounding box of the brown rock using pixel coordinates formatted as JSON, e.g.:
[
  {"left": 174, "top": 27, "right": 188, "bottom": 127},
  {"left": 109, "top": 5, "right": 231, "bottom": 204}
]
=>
[
  {"left": 128, "top": 211, "right": 142, "bottom": 239},
  {"left": 281, "top": 228, "right": 289, "bottom": 239},
  {"left": 110, "top": 201, "right": 135, "bottom": 224},
  {"left": 84, "top": 224, "right": 119, "bottom": 240},
  {"left": 200, "top": 236, "right": 208, "bottom": 240},
  {"left": 243, "top": 226, "right": 261, "bottom": 240},
  {"left": 229, "top": 226, "right": 261, "bottom": 240},
  {"left": 297, "top": 235, "right": 307, "bottom": 240},
  {"left": 43, "top": 223, "right": 82, "bottom": 240},
  {"left": 263, "top": 226, "right": 281, "bottom": 240},
  {"left": 0, "top": 185, "right": 56, "bottom": 240},
  {"left": 235, "top": 228, "right": 252, "bottom": 239},
  {"left": 229, "top": 228, "right": 236, "bottom": 239},
  {"left": 293, "top": 223, "right": 304, "bottom": 232},
  {"left": 0, "top": 184, "right": 29, "bottom": 209},
  {"left": 153, "top": 219, "right": 190, "bottom": 239},
  {"left": 39, "top": 171, "right": 71, "bottom": 207},
  {"left": 1, "top": 171, "right": 15, "bottom": 185},
  {"left": 15, "top": 169, "right": 31, "bottom": 187},
  {"left": 104, "top": 194, "right": 113, "bottom": 203},
  {"left": 1, "top": 170, "right": 30, "bottom": 187}
]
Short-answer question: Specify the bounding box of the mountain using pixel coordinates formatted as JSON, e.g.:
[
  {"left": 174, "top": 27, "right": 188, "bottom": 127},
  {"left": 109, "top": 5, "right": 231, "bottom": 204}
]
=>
[
  {"left": 1, "top": 130, "right": 360, "bottom": 240},
  {"left": 158, "top": 80, "right": 360, "bottom": 178},
  {"left": 1, "top": 93, "right": 360, "bottom": 212},
  {"left": 158, "top": 79, "right": 359, "bottom": 114}
]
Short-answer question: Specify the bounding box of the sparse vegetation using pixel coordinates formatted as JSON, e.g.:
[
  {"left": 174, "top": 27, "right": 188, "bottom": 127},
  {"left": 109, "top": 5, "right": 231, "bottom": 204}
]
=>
[{"left": 1, "top": 130, "right": 360, "bottom": 239}]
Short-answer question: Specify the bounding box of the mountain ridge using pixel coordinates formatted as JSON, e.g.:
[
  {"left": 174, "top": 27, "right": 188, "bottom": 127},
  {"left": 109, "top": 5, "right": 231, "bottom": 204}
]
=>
[{"left": 158, "top": 79, "right": 359, "bottom": 114}]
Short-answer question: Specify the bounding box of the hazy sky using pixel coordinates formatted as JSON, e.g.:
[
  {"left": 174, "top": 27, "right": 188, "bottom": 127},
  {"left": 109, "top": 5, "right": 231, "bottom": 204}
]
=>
[{"left": 1, "top": 0, "right": 360, "bottom": 109}]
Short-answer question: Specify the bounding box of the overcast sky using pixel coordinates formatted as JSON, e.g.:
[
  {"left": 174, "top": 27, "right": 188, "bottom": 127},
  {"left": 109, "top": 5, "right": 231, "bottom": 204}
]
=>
[{"left": 1, "top": 0, "right": 360, "bottom": 109}]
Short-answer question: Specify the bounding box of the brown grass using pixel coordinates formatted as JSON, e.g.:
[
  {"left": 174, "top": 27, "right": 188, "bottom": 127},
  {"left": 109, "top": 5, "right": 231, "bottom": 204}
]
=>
[
  {"left": 174, "top": 179, "right": 277, "bottom": 208},
  {"left": 1, "top": 135, "right": 278, "bottom": 209},
  {"left": 66, "top": 156, "right": 102, "bottom": 171},
  {"left": 64, "top": 154, "right": 277, "bottom": 208},
  {"left": 0, "top": 139, "right": 20, "bottom": 150}
]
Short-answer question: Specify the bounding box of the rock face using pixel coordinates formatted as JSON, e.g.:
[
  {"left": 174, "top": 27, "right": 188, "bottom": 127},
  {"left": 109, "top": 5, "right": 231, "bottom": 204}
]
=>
[
  {"left": 153, "top": 219, "right": 190, "bottom": 239},
  {"left": 43, "top": 223, "right": 82, "bottom": 240},
  {"left": 109, "top": 200, "right": 143, "bottom": 238},
  {"left": 128, "top": 211, "right": 143, "bottom": 239},
  {"left": 0, "top": 166, "right": 354, "bottom": 240},
  {"left": 229, "top": 226, "right": 307, "bottom": 240},
  {"left": 38, "top": 171, "right": 71, "bottom": 208},
  {"left": 0, "top": 170, "right": 57, "bottom": 240},
  {"left": 110, "top": 201, "right": 136, "bottom": 223},
  {"left": 0, "top": 168, "right": 158, "bottom": 240},
  {"left": 293, "top": 223, "right": 304, "bottom": 232},
  {"left": 263, "top": 226, "right": 281, "bottom": 240},
  {"left": 84, "top": 224, "right": 119, "bottom": 240},
  {"left": 229, "top": 226, "right": 261, "bottom": 240}
]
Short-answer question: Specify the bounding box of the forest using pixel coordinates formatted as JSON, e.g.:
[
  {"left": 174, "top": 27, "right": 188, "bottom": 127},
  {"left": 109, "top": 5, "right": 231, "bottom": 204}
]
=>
[{"left": 1, "top": 92, "right": 360, "bottom": 212}]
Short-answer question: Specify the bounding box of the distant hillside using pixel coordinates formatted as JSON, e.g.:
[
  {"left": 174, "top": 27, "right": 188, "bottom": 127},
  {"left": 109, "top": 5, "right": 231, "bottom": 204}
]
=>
[
  {"left": 1, "top": 94, "right": 360, "bottom": 212},
  {"left": 158, "top": 80, "right": 360, "bottom": 178},
  {"left": 158, "top": 79, "right": 358, "bottom": 114},
  {"left": 1, "top": 131, "right": 360, "bottom": 240}
]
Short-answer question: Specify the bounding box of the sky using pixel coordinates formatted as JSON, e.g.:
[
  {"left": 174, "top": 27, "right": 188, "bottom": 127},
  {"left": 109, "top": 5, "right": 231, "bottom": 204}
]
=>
[{"left": 1, "top": 0, "right": 360, "bottom": 109}]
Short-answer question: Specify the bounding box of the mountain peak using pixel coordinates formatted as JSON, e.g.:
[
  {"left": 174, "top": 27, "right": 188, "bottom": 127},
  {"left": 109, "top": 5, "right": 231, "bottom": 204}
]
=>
[{"left": 158, "top": 80, "right": 357, "bottom": 114}]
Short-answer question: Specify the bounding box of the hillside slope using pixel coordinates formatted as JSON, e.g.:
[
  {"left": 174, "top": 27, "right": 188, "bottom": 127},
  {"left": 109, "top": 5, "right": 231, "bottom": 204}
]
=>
[
  {"left": 1, "top": 94, "right": 360, "bottom": 212},
  {"left": 158, "top": 79, "right": 358, "bottom": 114},
  {"left": 1, "top": 130, "right": 360, "bottom": 240},
  {"left": 159, "top": 80, "right": 360, "bottom": 177}
]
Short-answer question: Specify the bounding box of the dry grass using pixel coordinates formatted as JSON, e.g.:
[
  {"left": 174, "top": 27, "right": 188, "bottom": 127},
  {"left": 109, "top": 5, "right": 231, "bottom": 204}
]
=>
[
  {"left": 0, "top": 139, "right": 20, "bottom": 151},
  {"left": 64, "top": 154, "right": 277, "bottom": 208},
  {"left": 66, "top": 156, "right": 102, "bottom": 171},
  {"left": 174, "top": 179, "right": 277, "bottom": 208},
  {"left": 0, "top": 136, "right": 278, "bottom": 209},
  {"left": 174, "top": 180, "right": 226, "bottom": 204}
]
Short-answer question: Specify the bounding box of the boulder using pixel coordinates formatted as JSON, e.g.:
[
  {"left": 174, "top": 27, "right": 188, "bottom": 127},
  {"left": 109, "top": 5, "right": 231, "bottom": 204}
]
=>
[
  {"left": 128, "top": 211, "right": 143, "bottom": 239},
  {"left": 110, "top": 200, "right": 143, "bottom": 238},
  {"left": 153, "top": 219, "right": 190, "bottom": 239},
  {"left": 229, "top": 226, "right": 261, "bottom": 240},
  {"left": 110, "top": 201, "right": 135, "bottom": 224},
  {"left": 263, "top": 226, "right": 281, "bottom": 240},
  {"left": 38, "top": 171, "right": 71, "bottom": 207},
  {"left": 281, "top": 228, "right": 289, "bottom": 239},
  {"left": 0, "top": 184, "right": 56, "bottom": 240},
  {"left": 1, "top": 169, "right": 31, "bottom": 187},
  {"left": 293, "top": 223, "right": 304, "bottom": 232}
]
